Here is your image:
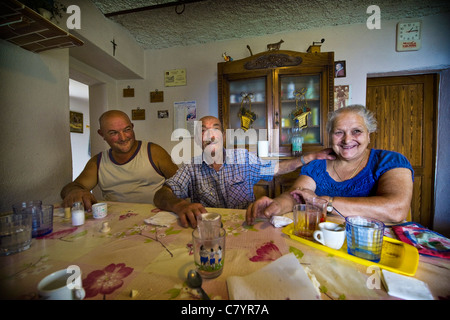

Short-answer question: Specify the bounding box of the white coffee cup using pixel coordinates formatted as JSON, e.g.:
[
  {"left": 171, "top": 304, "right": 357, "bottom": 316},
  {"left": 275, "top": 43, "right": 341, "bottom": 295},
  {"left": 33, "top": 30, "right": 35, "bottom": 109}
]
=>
[
  {"left": 92, "top": 202, "right": 107, "bottom": 219},
  {"left": 313, "top": 222, "right": 346, "bottom": 250},
  {"left": 38, "top": 268, "right": 85, "bottom": 300}
]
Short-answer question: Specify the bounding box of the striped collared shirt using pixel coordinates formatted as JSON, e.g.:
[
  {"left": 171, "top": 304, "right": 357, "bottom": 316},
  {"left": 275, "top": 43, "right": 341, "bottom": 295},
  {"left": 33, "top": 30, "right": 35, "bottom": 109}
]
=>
[{"left": 165, "top": 148, "right": 276, "bottom": 209}]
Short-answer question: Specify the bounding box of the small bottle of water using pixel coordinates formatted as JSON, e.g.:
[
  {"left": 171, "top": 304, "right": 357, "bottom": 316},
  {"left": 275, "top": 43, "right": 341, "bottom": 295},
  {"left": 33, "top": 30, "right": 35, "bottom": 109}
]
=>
[
  {"left": 71, "top": 202, "right": 85, "bottom": 226},
  {"left": 291, "top": 124, "right": 303, "bottom": 157}
]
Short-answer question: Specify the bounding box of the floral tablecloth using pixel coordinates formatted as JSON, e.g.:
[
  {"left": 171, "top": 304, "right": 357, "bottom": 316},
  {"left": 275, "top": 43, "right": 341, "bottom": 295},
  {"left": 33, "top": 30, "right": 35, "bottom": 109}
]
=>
[{"left": 0, "top": 202, "right": 449, "bottom": 300}]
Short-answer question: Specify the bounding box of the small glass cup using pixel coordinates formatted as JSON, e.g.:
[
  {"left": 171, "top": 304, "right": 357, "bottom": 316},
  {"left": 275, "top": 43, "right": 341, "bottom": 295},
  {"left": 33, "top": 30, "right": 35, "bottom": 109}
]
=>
[
  {"left": 293, "top": 203, "right": 321, "bottom": 239},
  {"left": 346, "top": 216, "right": 385, "bottom": 262},
  {"left": 197, "top": 212, "right": 221, "bottom": 240},
  {"left": 12, "top": 200, "right": 52, "bottom": 237},
  {"left": 309, "top": 197, "right": 328, "bottom": 223},
  {"left": 0, "top": 212, "right": 32, "bottom": 256},
  {"left": 192, "top": 227, "right": 226, "bottom": 279},
  {"left": 38, "top": 205, "right": 53, "bottom": 237}
]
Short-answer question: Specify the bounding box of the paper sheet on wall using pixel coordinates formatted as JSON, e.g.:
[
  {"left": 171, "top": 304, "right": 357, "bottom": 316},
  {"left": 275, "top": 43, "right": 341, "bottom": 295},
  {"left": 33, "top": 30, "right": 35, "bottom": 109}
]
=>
[
  {"left": 165, "top": 69, "right": 186, "bottom": 87},
  {"left": 174, "top": 100, "right": 196, "bottom": 137}
]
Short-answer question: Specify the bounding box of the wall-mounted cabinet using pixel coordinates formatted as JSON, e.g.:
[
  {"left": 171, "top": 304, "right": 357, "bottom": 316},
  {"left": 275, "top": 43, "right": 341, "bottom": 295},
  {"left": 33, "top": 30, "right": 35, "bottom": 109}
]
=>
[
  {"left": 218, "top": 50, "right": 334, "bottom": 157},
  {"left": 0, "top": 0, "right": 83, "bottom": 53}
]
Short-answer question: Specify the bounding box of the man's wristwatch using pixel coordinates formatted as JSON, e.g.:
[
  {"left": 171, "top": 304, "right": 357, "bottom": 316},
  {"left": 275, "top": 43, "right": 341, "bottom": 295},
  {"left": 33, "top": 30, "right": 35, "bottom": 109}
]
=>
[{"left": 327, "top": 197, "right": 334, "bottom": 213}]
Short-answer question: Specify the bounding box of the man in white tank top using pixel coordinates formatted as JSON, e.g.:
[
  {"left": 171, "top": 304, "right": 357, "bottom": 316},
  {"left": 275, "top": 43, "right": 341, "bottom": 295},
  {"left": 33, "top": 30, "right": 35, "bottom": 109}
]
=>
[{"left": 61, "top": 110, "right": 178, "bottom": 211}]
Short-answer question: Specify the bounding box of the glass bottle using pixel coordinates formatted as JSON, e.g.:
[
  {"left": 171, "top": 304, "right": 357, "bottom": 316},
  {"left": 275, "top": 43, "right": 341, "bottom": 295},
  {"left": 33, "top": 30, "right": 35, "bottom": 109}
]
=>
[
  {"left": 291, "top": 121, "right": 303, "bottom": 157},
  {"left": 71, "top": 202, "right": 85, "bottom": 226}
]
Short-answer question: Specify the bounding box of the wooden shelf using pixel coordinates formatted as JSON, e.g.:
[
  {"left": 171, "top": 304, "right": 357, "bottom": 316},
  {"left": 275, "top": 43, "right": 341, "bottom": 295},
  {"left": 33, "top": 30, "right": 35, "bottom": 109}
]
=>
[{"left": 0, "top": 0, "right": 83, "bottom": 53}]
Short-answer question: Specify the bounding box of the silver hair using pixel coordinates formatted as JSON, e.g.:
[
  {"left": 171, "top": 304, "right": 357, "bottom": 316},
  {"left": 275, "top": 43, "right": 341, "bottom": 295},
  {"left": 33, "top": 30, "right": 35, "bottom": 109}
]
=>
[{"left": 326, "top": 104, "right": 377, "bottom": 134}]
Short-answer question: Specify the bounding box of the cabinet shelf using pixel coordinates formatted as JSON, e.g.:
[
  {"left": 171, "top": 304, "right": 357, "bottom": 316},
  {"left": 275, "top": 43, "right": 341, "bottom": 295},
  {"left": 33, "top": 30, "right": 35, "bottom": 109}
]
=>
[
  {"left": 281, "top": 125, "right": 320, "bottom": 129},
  {"left": 230, "top": 101, "right": 265, "bottom": 105},
  {"left": 281, "top": 99, "right": 320, "bottom": 103},
  {"left": 0, "top": 0, "right": 83, "bottom": 53}
]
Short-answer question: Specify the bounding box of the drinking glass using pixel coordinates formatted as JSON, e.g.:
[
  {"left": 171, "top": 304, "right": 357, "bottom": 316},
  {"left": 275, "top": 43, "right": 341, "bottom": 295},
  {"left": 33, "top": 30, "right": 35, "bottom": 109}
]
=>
[
  {"left": 346, "top": 216, "right": 384, "bottom": 262},
  {"left": 192, "top": 227, "right": 225, "bottom": 279},
  {"left": 293, "top": 203, "right": 320, "bottom": 239},
  {"left": 12, "top": 200, "right": 52, "bottom": 237},
  {"left": 0, "top": 212, "right": 32, "bottom": 256},
  {"left": 310, "top": 197, "right": 328, "bottom": 223}
]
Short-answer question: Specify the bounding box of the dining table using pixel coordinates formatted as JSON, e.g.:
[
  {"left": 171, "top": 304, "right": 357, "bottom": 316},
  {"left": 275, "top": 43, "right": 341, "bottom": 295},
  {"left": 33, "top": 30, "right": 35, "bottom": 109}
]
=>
[{"left": 0, "top": 201, "right": 449, "bottom": 303}]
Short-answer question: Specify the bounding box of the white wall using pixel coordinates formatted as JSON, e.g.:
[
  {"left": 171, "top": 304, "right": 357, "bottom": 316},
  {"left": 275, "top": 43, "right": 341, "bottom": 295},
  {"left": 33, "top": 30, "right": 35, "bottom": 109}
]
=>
[
  {"left": 62, "top": 0, "right": 145, "bottom": 79},
  {"left": 0, "top": 41, "right": 72, "bottom": 211},
  {"left": 117, "top": 13, "right": 450, "bottom": 154}
]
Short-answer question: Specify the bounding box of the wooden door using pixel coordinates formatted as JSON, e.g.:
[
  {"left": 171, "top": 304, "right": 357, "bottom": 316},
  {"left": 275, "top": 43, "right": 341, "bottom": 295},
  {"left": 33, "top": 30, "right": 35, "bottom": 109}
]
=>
[{"left": 366, "top": 74, "right": 437, "bottom": 228}]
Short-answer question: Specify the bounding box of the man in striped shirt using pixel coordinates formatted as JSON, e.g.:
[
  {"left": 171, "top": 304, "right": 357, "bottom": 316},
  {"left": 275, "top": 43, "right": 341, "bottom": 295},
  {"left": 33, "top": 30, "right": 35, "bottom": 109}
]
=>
[{"left": 154, "top": 116, "right": 334, "bottom": 228}]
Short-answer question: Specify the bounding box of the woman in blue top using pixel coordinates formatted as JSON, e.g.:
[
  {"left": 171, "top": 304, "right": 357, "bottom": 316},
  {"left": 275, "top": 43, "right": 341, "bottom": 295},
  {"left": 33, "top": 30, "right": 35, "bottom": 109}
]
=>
[{"left": 246, "top": 105, "right": 414, "bottom": 225}]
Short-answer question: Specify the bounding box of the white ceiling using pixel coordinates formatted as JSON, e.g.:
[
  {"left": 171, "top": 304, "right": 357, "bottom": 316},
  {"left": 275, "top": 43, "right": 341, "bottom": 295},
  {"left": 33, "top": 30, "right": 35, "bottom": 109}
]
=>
[{"left": 90, "top": 0, "right": 450, "bottom": 50}]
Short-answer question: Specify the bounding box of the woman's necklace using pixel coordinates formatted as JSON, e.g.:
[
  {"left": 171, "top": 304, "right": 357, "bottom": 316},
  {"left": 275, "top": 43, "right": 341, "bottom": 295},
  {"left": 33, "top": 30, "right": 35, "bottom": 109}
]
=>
[{"left": 333, "top": 150, "right": 368, "bottom": 181}]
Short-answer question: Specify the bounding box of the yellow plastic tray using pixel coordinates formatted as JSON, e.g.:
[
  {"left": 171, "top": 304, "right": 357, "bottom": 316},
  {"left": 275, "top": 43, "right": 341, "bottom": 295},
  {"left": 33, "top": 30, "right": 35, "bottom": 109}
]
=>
[{"left": 282, "top": 223, "right": 419, "bottom": 276}]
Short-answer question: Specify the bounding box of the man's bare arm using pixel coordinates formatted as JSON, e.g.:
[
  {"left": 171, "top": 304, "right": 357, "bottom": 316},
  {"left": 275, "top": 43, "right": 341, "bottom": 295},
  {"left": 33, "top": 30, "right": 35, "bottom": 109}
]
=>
[
  {"left": 274, "top": 148, "right": 336, "bottom": 175},
  {"left": 61, "top": 155, "right": 99, "bottom": 211}
]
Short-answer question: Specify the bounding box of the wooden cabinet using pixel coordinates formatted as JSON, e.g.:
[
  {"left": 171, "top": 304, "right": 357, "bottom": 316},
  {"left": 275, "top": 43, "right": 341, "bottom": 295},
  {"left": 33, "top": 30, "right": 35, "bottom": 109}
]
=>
[
  {"left": 218, "top": 50, "right": 334, "bottom": 198},
  {"left": 218, "top": 50, "right": 334, "bottom": 157},
  {"left": 0, "top": 0, "right": 83, "bottom": 53}
]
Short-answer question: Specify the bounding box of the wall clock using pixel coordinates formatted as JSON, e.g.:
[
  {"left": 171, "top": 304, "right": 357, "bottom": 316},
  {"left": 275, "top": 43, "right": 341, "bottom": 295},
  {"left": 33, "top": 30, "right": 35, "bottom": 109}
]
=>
[{"left": 396, "top": 21, "right": 422, "bottom": 51}]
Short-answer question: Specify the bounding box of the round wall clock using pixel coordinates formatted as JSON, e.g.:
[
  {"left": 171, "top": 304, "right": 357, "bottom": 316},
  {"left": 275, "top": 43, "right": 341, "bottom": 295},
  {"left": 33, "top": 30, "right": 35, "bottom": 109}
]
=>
[{"left": 396, "top": 21, "right": 422, "bottom": 51}]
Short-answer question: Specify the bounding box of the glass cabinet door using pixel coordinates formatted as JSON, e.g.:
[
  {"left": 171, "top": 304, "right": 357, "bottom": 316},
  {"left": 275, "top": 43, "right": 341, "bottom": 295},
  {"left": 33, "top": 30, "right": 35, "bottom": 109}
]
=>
[
  {"left": 219, "top": 51, "right": 333, "bottom": 159},
  {"left": 279, "top": 75, "right": 321, "bottom": 148},
  {"left": 228, "top": 77, "right": 267, "bottom": 130}
]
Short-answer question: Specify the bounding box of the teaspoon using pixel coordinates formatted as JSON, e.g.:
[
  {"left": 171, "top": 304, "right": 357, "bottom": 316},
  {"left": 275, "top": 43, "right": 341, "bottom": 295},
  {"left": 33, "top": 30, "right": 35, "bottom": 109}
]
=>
[{"left": 186, "top": 269, "right": 210, "bottom": 300}]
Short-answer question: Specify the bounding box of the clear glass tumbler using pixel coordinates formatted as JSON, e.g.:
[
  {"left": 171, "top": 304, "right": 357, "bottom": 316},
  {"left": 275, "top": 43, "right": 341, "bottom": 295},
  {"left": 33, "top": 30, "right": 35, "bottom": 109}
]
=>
[
  {"left": 345, "top": 216, "right": 385, "bottom": 262},
  {"left": 12, "top": 200, "right": 50, "bottom": 237},
  {"left": 293, "top": 203, "right": 321, "bottom": 239},
  {"left": 0, "top": 212, "right": 32, "bottom": 256},
  {"left": 192, "top": 227, "right": 225, "bottom": 279}
]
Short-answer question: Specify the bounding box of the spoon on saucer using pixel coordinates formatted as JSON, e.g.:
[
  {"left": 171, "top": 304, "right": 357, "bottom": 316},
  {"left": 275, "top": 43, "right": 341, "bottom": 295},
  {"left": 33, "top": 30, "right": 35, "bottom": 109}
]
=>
[{"left": 186, "top": 269, "right": 210, "bottom": 300}]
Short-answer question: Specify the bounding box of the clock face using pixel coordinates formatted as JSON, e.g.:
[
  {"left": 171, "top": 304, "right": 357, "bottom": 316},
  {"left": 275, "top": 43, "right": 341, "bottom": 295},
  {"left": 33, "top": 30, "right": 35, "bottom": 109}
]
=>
[
  {"left": 398, "top": 22, "right": 421, "bottom": 41},
  {"left": 396, "top": 21, "right": 422, "bottom": 51}
]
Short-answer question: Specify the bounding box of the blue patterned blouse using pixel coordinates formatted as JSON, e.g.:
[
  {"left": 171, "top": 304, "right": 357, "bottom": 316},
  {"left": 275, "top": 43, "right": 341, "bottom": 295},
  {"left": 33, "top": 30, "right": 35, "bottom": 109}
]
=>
[{"left": 301, "top": 149, "right": 414, "bottom": 197}]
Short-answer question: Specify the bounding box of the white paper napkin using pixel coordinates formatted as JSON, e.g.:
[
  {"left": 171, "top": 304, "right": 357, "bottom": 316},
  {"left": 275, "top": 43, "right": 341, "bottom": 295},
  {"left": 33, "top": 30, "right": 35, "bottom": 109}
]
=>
[
  {"left": 381, "top": 269, "right": 434, "bottom": 300},
  {"left": 270, "top": 215, "right": 293, "bottom": 228},
  {"left": 144, "top": 211, "right": 178, "bottom": 227},
  {"left": 227, "top": 253, "right": 320, "bottom": 300}
]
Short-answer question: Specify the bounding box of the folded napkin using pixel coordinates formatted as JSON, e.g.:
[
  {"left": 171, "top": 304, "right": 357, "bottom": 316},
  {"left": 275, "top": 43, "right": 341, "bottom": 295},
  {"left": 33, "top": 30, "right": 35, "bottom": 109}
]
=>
[
  {"left": 227, "top": 253, "right": 320, "bottom": 300},
  {"left": 381, "top": 269, "right": 434, "bottom": 300},
  {"left": 270, "top": 215, "right": 293, "bottom": 228},
  {"left": 144, "top": 211, "right": 178, "bottom": 227},
  {"left": 391, "top": 222, "right": 450, "bottom": 259}
]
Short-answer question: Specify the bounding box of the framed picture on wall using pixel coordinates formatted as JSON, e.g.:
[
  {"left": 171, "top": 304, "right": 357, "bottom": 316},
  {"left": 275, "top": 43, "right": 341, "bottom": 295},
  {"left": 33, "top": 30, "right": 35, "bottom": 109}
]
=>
[
  {"left": 334, "top": 60, "right": 346, "bottom": 78},
  {"left": 334, "top": 85, "right": 351, "bottom": 110},
  {"left": 158, "top": 110, "right": 169, "bottom": 118},
  {"left": 132, "top": 108, "right": 146, "bottom": 120},
  {"left": 70, "top": 111, "right": 83, "bottom": 133}
]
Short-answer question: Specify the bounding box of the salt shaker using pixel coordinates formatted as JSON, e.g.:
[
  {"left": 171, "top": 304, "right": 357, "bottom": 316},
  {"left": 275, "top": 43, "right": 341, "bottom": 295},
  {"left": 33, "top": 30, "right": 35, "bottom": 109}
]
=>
[{"left": 71, "top": 202, "right": 85, "bottom": 226}]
